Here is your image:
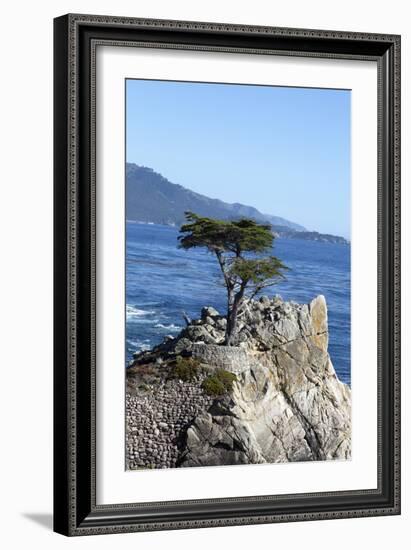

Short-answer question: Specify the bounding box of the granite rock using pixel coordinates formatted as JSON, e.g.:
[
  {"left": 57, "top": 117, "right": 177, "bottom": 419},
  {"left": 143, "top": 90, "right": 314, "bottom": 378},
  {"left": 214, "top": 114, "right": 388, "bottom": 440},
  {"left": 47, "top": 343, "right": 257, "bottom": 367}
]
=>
[{"left": 126, "top": 295, "right": 351, "bottom": 469}]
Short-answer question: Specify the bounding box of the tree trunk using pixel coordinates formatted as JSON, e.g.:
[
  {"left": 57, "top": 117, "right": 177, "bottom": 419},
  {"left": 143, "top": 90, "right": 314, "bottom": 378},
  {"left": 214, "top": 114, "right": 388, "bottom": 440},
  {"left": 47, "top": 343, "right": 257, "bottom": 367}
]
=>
[
  {"left": 213, "top": 250, "right": 245, "bottom": 346},
  {"left": 225, "top": 289, "right": 244, "bottom": 346},
  {"left": 225, "top": 306, "right": 238, "bottom": 346}
]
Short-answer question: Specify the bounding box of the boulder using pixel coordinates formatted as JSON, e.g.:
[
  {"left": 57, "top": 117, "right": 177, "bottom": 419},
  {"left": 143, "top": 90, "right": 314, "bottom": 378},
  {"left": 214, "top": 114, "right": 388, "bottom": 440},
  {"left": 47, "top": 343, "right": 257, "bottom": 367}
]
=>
[{"left": 201, "top": 306, "right": 220, "bottom": 319}]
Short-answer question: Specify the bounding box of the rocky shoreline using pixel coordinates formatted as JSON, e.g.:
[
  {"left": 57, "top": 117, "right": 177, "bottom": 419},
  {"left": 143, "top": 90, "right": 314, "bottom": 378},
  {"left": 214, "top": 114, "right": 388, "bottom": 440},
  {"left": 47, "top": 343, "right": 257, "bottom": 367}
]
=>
[{"left": 126, "top": 294, "right": 351, "bottom": 469}]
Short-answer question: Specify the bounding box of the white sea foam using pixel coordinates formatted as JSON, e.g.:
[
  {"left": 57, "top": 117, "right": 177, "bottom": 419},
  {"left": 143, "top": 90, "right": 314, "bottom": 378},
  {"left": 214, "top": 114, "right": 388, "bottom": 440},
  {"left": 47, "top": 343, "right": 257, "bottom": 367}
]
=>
[
  {"left": 154, "top": 323, "right": 181, "bottom": 331},
  {"left": 127, "top": 338, "right": 151, "bottom": 351},
  {"left": 126, "top": 304, "right": 155, "bottom": 319}
]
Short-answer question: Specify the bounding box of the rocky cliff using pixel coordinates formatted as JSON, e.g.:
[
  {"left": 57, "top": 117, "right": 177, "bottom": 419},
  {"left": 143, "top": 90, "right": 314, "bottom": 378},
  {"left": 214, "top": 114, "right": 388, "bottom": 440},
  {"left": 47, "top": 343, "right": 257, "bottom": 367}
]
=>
[{"left": 126, "top": 295, "right": 351, "bottom": 469}]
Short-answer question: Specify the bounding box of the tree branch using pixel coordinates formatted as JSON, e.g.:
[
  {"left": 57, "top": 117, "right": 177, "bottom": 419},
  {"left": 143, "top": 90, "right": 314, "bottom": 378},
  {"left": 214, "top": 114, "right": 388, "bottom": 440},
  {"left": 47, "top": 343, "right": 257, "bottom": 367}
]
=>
[{"left": 246, "top": 278, "right": 281, "bottom": 300}]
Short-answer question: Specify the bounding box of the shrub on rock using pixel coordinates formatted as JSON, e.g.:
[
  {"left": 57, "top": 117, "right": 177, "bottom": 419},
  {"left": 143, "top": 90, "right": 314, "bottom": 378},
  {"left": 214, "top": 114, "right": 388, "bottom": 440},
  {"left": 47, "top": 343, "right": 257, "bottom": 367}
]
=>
[
  {"left": 173, "top": 356, "right": 201, "bottom": 381},
  {"left": 202, "top": 369, "right": 237, "bottom": 396}
]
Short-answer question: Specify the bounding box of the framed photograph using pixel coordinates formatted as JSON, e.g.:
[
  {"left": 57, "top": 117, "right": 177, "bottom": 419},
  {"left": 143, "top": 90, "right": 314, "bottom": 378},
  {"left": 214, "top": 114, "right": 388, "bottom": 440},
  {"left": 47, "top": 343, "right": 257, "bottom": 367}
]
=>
[{"left": 53, "top": 14, "right": 401, "bottom": 536}]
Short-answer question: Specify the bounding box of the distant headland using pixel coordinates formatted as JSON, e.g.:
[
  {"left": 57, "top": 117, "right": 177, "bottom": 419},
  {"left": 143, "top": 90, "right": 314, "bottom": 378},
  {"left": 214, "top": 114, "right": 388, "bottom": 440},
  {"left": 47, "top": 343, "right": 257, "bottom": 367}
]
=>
[{"left": 126, "top": 163, "right": 349, "bottom": 245}]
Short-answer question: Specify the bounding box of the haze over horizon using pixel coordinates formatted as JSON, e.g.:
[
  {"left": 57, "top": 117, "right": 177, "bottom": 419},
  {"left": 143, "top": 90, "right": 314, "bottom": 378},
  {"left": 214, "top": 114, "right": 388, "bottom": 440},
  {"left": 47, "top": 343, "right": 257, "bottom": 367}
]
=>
[{"left": 126, "top": 79, "right": 351, "bottom": 238}]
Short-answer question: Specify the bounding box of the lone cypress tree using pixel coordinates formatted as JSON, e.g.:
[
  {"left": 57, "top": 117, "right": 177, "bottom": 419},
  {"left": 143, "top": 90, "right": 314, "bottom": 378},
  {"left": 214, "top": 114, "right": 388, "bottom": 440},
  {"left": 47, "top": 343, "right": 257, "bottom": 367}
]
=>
[{"left": 178, "top": 212, "right": 288, "bottom": 345}]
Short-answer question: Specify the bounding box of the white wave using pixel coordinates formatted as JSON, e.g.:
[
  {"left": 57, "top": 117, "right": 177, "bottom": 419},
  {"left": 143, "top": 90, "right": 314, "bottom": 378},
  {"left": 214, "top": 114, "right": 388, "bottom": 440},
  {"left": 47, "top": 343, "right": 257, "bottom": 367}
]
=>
[
  {"left": 126, "top": 304, "right": 155, "bottom": 319},
  {"left": 127, "top": 339, "right": 151, "bottom": 351},
  {"left": 154, "top": 323, "right": 182, "bottom": 331}
]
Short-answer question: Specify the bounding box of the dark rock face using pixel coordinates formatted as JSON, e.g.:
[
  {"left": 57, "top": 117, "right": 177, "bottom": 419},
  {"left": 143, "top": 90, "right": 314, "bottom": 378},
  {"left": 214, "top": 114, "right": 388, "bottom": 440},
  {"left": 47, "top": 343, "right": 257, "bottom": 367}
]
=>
[{"left": 126, "top": 295, "right": 351, "bottom": 469}]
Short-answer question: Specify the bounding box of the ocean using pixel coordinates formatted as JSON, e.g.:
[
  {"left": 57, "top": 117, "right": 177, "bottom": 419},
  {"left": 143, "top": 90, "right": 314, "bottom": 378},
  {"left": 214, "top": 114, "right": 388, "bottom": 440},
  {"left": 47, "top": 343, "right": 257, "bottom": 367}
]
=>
[{"left": 126, "top": 221, "right": 351, "bottom": 385}]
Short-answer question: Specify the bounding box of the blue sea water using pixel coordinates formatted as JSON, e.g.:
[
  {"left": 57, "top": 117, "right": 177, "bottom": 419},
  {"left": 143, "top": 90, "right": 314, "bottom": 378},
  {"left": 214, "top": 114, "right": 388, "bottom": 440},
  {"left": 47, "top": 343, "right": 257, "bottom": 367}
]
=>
[{"left": 126, "top": 222, "right": 351, "bottom": 385}]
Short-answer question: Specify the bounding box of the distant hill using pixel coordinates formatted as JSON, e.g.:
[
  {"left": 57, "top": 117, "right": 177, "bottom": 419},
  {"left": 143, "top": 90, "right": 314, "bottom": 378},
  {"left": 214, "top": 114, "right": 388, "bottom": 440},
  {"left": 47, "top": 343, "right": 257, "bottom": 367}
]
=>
[
  {"left": 272, "top": 229, "right": 349, "bottom": 245},
  {"left": 126, "top": 163, "right": 305, "bottom": 231}
]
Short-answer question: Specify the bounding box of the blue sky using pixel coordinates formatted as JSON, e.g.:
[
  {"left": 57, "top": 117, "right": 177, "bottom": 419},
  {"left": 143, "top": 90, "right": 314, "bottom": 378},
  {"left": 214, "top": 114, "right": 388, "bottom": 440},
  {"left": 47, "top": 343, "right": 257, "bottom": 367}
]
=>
[{"left": 126, "top": 79, "right": 351, "bottom": 237}]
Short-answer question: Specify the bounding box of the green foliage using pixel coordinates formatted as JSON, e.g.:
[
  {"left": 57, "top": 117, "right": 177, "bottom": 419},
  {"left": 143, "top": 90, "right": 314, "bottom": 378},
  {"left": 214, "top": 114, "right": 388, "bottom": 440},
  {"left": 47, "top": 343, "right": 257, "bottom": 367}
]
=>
[
  {"left": 201, "top": 377, "right": 226, "bottom": 396},
  {"left": 230, "top": 256, "right": 287, "bottom": 286},
  {"left": 178, "top": 212, "right": 273, "bottom": 254},
  {"left": 201, "top": 369, "right": 237, "bottom": 396},
  {"left": 173, "top": 356, "right": 200, "bottom": 381},
  {"left": 214, "top": 369, "right": 237, "bottom": 388},
  {"left": 178, "top": 211, "right": 288, "bottom": 344}
]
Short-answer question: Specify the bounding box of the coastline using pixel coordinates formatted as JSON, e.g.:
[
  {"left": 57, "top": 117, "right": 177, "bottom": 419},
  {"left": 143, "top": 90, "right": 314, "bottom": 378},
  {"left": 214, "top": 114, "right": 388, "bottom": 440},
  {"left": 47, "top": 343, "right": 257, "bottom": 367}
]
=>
[{"left": 126, "top": 219, "right": 350, "bottom": 245}]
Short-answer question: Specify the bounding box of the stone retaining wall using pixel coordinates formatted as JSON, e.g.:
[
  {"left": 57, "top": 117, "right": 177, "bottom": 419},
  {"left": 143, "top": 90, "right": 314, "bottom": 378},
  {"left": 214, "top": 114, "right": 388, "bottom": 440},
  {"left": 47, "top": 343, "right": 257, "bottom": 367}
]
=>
[{"left": 191, "top": 343, "right": 251, "bottom": 374}]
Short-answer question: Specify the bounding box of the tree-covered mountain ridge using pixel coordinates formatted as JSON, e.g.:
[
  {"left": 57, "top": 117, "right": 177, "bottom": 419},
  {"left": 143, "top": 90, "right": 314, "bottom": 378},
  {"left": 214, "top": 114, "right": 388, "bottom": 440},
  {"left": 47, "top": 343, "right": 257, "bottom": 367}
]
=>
[{"left": 126, "top": 163, "right": 349, "bottom": 245}]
